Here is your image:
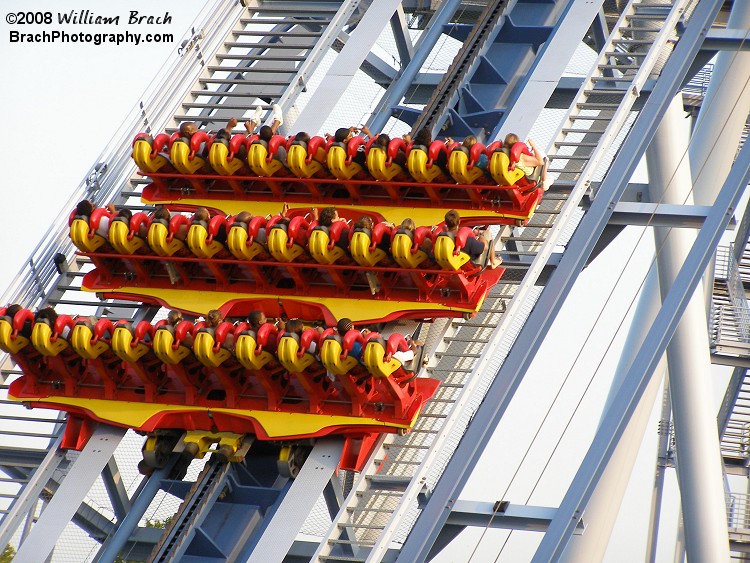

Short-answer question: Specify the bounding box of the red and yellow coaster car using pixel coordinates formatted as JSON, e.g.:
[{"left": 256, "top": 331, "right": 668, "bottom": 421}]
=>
[{"left": 2, "top": 307, "right": 439, "bottom": 471}]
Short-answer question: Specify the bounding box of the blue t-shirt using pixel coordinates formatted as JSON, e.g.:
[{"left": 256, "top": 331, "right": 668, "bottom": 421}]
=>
[
  {"left": 350, "top": 340, "right": 363, "bottom": 360},
  {"left": 476, "top": 153, "right": 488, "bottom": 170}
]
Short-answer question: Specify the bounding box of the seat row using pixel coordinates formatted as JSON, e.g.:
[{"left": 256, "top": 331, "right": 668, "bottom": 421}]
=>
[
  {"left": 2, "top": 307, "right": 440, "bottom": 426},
  {"left": 3, "top": 308, "right": 440, "bottom": 449},
  {"left": 1, "top": 307, "right": 430, "bottom": 405},
  {"left": 133, "top": 131, "right": 541, "bottom": 189},
  {"left": 70, "top": 207, "right": 498, "bottom": 272}
]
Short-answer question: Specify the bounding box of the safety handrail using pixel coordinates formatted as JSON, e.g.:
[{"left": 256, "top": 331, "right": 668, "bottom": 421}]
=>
[{"left": 0, "top": 2, "right": 244, "bottom": 310}]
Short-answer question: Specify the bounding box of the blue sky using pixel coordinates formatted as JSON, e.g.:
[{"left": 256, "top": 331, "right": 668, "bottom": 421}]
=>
[{"left": 0, "top": 0, "right": 205, "bottom": 297}]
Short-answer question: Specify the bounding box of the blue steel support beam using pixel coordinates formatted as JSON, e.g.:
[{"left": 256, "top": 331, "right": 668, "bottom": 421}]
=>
[
  {"left": 281, "top": 501, "right": 588, "bottom": 562},
  {"left": 488, "top": 0, "right": 599, "bottom": 140},
  {"left": 362, "top": 50, "right": 400, "bottom": 84},
  {"left": 441, "top": 500, "right": 586, "bottom": 533},
  {"left": 390, "top": 7, "right": 414, "bottom": 67},
  {"left": 533, "top": 90, "right": 750, "bottom": 563},
  {"left": 604, "top": 202, "right": 724, "bottom": 228},
  {"left": 369, "top": 0, "right": 464, "bottom": 133},
  {"left": 365, "top": 26, "right": 743, "bottom": 117},
  {"left": 93, "top": 456, "right": 178, "bottom": 563},
  {"left": 590, "top": 7, "right": 608, "bottom": 56},
  {"left": 101, "top": 458, "right": 130, "bottom": 521},
  {"left": 384, "top": 23, "right": 748, "bottom": 99},
  {"left": 395, "top": 1, "right": 724, "bottom": 560},
  {"left": 702, "top": 28, "right": 750, "bottom": 50}
]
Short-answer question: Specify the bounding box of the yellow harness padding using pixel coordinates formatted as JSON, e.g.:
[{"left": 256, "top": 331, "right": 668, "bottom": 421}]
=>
[
  {"left": 70, "top": 218, "right": 107, "bottom": 253},
  {"left": 489, "top": 150, "right": 525, "bottom": 186},
  {"left": 192, "top": 330, "right": 231, "bottom": 368},
  {"left": 308, "top": 228, "right": 346, "bottom": 265},
  {"left": 320, "top": 337, "right": 359, "bottom": 376},
  {"left": 407, "top": 148, "right": 443, "bottom": 183},
  {"left": 350, "top": 230, "right": 386, "bottom": 267},
  {"left": 227, "top": 225, "right": 267, "bottom": 261},
  {"left": 248, "top": 143, "right": 285, "bottom": 177},
  {"left": 111, "top": 326, "right": 151, "bottom": 363},
  {"left": 31, "top": 322, "right": 69, "bottom": 357},
  {"left": 267, "top": 227, "right": 305, "bottom": 262},
  {"left": 187, "top": 223, "right": 225, "bottom": 259},
  {"left": 391, "top": 232, "right": 428, "bottom": 269},
  {"left": 448, "top": 149, "right": 485, "bottom": 185},
  {"left": 366, "top": 146, "right": 403, "bottom": 181},
  {"left": 208, "top": 141, "right": 244, "bottom": 176},
  {"left": 327, "top": 145, "right": 363, "bottom": 180},
  {"left": 132, "top": 139, "right": 168, "bottom": 173},
  {"left": 277, "top": 334, "right": 316, "bottom": 373},
  {"left": 235, "top": 333, "right": 274, "bottom": 370},
  {"left": 152, "top": 328, "right": 191, "bottom": 365},
  {"left": 363, "top": 339, "right": 400, "bottom": 378},
  {"left": 70, "top": 323, "right": 109, "bottom": 360},
  {"left": 287, "top": 144, "right": 325, "bottom": 178},
  {"left": 109, "top": 220, "right": 146, "bottom": 255},
  {"left": 0, "top": 318, "right": 29, "bottom": 354},
  {"left": 433, "top": 234, "right": 471, "bottom": 271},
  {"left": 171, "top": 140, "right": 206, "bottom": 174},
  {"left": 147, "top": 221, "right": 186, "bottom": 257}
]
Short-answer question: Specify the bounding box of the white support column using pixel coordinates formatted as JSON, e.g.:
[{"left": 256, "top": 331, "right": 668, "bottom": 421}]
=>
[
  {"left": 644, "top": 383, "right": 673, "bottom": 563},
  {"left": 292, "top": 0, "right": 402, "bottom": 135},
  {"left": 562, "top": 92, "right": 730, "bottom": 561},
  {"left": 673, "top": 514, "right": 686, "bottom": 563},
  {"left": 560, "top": 268, "right": 667, "bottom": 563},
  {"left": 690, "top": 2, "right": 750, "bottom": 199},
  {"left": 246, "top": 438, "right": 344, "bottom": 562},
  {"left": 648, "top": 95, "right": 729, "bottom": 561},
  {"left": 13, "top": 425, "right": 126, "bottom": 563},
  {"left": 689, "top": 2, "right": 750, "bottom": 311}
]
